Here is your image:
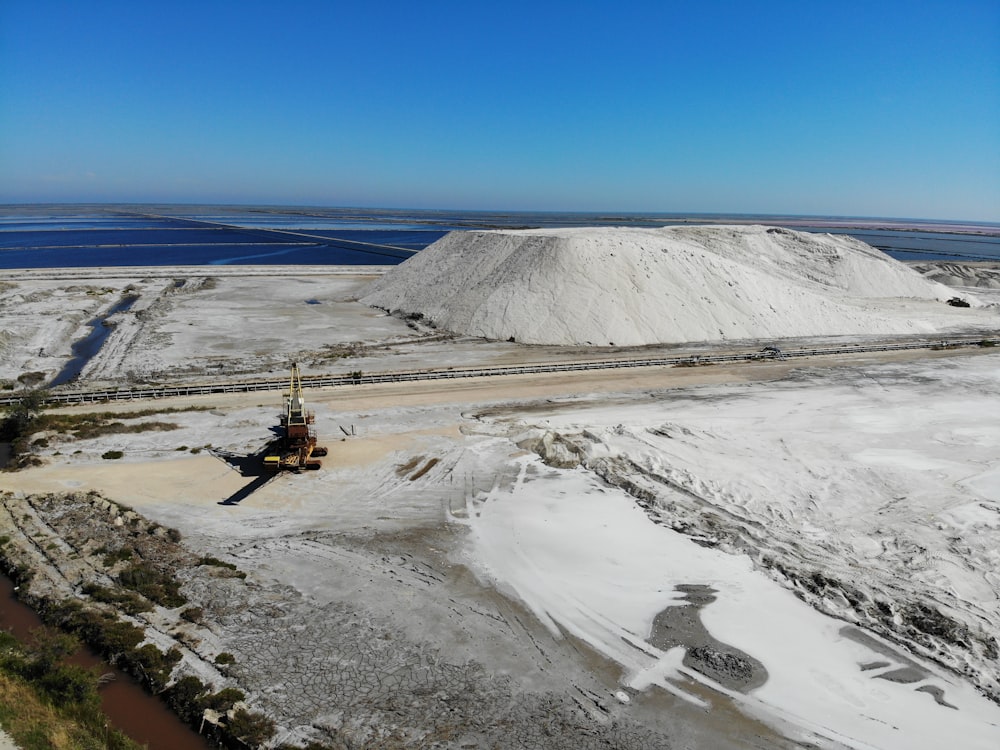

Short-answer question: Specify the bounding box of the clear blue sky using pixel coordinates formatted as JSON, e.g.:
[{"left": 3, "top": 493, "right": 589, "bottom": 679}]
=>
[{"left": 1, "top": 1, "right": 998, "bottom": 220}]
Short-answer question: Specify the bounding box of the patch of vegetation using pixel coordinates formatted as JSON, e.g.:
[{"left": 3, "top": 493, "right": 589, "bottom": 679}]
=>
[
  {"left": 101, "top": 450, "right": 124, "bottom": 460},
  {"left": 1, "top": 388, "right": 47, "bottom": 469},
  {"left": 47, "top": 600, "right": 145, "bottom": 659},
  {"left": 35, "top": 412, "right": 181, "bottom": 440},
  {"left": 978, "top": 339, "right": 996, "bottom": 347},
  {"left": 0, "top": 626, "right": 142, "bottom": 750},
  {"left": 99, "top": 545, "right": 135, "bottom": 567},
  {"left": 201, "top": 686, "right": 246, "bottom": 712},
  {"left": 198, "top": 556, "right": 247, "bottom": 579},
  {"left": 180, "top": 606, "right": 203, "bottom": 623},
  {"left": 11, "top": 405, "right": 209, "bottom": 451},
  {"left": 164, "top": 680, "right": 280, "bottom": 747},
  {"left": 81, "top": 583, "right": 151, "bottom": 615},
  {"left": 198, "top": 555, "right": 237, "bottom": 570},
  {"left": 123, "top": 644, "right": 181, "bottom": 692},
  {"left": 228, "top": 708, "right": 277, "bottom": 746},
  {"left": 117, "top": 562, "right": 187, "bottom": 608},
  {"left": 214, "top": 652, "right": 235, "bottom": 665},
  {"left": 1, "top": 402, "right": 214, "bottom": 469},
  {"left": 162, "top": 674, "right": 209, "bottom": 723}
]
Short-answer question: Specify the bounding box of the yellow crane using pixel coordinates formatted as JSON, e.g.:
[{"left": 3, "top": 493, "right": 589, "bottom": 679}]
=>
[{"left": 263, "top": 363, "right": 328, "bottom": 471}]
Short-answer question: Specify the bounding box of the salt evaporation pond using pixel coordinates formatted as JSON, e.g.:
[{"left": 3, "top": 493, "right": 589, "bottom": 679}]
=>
[{"left": 1, "top": 205, "right": 998, "bottom": 269}]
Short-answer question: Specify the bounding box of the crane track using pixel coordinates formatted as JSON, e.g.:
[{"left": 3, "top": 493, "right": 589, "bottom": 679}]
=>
[{"left": 2, "top": 334, "right": 996, "bottom": 407}]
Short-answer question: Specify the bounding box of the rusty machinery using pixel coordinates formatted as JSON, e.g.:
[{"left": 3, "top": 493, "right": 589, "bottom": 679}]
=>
[{"left": 263, "top": 363, "right": 328, "bottom": 471}]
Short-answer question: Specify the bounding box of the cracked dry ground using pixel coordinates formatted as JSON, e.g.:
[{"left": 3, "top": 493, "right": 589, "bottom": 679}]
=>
[
  {"left": 2, "top": 491, "right": 789, "bottom": 750},
  {"left": 187, "top": 531, "right": 716, "bottom": 750}
]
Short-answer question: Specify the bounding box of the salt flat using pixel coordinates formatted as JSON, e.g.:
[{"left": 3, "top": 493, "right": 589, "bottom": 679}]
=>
[
  {"left": 2, "top": 253, "right": 1000, "bottom": 748},
  {"left": 6, "top": 347, "right": 1000, "bottom": 749}
]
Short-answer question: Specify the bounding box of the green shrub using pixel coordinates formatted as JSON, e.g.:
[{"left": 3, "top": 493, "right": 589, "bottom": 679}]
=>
[
  {"left": 118, "top": 563, "right": 186, "bottom": 608},
  {"left": 81, "top": 583, "right": 151, "bottom": 615},
  {"left": 163, "top": 675, "right": 209, "bottom": 723},
  {"left": 100, "top": 546, "right": 134, "bottom": 567},
  {"left": 200, "top": 687, "right": 245, "bottom": 712},
  {"left": 101, "top": 450, "right": 124, "bottom": 460},
  {"left": 38, "top": 663, "right": 99, "bottom": 708},
  {"left": 227, "top": 708, "right": 276, "bottom": 746},
  {"left": 214, "top": 652, "right": 235, "bottom": 665},
  {"left": 197, "top": 556, "right": 238, "bottom": 571},
  {"left": 124, "top": 644, "right": 181, "bottom": 691},
  {"left": 50, "top": 602, "right": 145, "bottom": 658},
  {"left": 196, "top": 556, "right": 246, "bottom": 578}
]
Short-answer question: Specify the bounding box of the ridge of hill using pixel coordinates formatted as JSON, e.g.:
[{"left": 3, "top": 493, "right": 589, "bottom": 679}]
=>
[{"left": 362, "top": 225, "right": 963, "bottom": 346}]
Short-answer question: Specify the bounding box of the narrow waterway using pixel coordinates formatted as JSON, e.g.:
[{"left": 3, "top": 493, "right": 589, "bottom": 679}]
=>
[
  {"left": 49, "top": 295, "right": 138, "bottom": 387},
  {"left": 0, "top": 573, "right": 212, "bottom": 749}
]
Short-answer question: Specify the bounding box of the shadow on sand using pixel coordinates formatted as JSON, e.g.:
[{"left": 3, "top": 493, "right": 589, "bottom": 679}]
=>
[{"left": 210, "top": 445, "right": 279, "bottom": 506}]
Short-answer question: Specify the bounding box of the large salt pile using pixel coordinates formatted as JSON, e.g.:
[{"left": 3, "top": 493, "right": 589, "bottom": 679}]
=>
[{"left": 361, "top": 225, "right": 962, "bottom": 346}]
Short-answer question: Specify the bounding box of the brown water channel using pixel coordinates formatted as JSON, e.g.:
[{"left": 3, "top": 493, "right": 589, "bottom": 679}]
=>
[{"left": 0, "top": 573, "right": 212, "bottom": 749}]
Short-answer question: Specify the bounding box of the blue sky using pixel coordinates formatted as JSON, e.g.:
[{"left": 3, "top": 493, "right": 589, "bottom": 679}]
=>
[{"left": 1, "top": 1, "right": 998, "bottom": 220}]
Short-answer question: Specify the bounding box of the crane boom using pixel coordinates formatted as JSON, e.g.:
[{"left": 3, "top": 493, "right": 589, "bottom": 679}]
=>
[{"left": 263, "top": 362, "right": 328, "bottom": 471}]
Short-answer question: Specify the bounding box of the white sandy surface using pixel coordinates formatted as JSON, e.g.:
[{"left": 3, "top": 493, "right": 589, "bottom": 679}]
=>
[{"left": 460, "top": 353, "right": 1000, "bottom": 748}]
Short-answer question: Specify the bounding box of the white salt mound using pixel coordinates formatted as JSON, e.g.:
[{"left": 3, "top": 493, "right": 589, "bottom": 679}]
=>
[{"left": 361, "top": 225, "right": 965, "bottom": 346}]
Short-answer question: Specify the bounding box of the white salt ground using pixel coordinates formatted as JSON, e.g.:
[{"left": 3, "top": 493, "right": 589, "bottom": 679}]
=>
[
  {"left": 460, "top": 353, "right": 1000, "bottom": 750},
  {"left": 362, "top": 225, "right": 995, "bottom": 345},
  {"left": 459, "top": 453, "right": 1000, "bottom": 750}
]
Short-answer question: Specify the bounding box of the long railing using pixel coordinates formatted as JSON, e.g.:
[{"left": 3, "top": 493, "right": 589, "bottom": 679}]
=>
[{"left": 2, "top": 334, "right": 995, "bottom": 408}]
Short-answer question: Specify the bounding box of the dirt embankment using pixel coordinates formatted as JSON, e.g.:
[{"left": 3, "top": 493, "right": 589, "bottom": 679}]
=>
[
  {"left": 1, "top": 490, "right": 746, "bottom": 750},
  {"left": 0, "top": 491, "right": 272, "bottom": 746}
]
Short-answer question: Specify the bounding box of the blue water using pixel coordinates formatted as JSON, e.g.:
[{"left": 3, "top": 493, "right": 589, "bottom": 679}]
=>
[
  {"left": 0, "top": 205, "right": 997, "bottom": 269},
  {"left": 49, "top": 295, "right": 138, "bottom": 386}
]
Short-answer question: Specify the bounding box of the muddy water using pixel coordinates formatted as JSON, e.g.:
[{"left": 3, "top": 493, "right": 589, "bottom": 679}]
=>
[{"left": 0, "top": 573, "right": 212, "bottom": 749}]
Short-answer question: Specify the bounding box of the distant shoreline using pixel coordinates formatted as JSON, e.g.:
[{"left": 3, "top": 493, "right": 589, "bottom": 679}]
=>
[{"left": 2, "top": 206, "right": 999, "bottom": 269}]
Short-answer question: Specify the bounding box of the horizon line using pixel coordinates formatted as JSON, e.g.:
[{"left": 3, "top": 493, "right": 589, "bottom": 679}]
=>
[{"left": 1, "top": 201, "right": 999, "bottom": 228}]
